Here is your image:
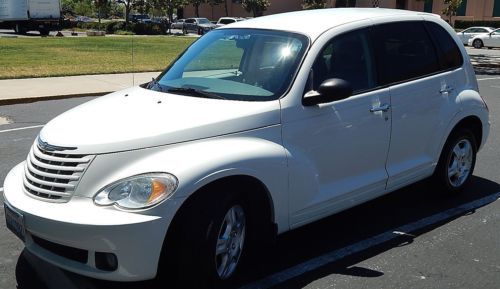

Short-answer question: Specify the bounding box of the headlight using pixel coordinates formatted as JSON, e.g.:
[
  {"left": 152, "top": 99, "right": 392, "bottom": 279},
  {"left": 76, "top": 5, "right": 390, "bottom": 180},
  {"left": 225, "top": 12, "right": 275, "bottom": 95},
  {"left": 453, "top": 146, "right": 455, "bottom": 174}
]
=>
[{"left": 94, "top": 173, "right": 178, "bottom": 210}]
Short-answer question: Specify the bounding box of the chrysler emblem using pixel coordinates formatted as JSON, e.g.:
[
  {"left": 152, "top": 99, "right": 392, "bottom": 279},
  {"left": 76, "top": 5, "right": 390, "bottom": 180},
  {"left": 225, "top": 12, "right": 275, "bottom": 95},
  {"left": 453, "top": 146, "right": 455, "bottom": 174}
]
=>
[{"left": 37, "top": 137, "right": 76, "bottom": 152}]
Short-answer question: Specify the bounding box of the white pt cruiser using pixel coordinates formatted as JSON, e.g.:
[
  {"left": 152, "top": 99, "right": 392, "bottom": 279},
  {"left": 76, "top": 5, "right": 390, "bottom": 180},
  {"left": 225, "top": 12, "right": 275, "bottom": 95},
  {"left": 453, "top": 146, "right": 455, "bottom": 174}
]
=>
[{"left": 3, "top": 8, "right": 490, "bottom": 288}]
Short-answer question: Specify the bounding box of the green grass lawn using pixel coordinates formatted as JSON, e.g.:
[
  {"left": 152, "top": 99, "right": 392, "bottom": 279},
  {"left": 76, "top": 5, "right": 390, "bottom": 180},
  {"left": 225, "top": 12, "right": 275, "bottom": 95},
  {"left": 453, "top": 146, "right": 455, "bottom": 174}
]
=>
[{"left": 0, "top": 36, "right": 195, "bottom": 79}]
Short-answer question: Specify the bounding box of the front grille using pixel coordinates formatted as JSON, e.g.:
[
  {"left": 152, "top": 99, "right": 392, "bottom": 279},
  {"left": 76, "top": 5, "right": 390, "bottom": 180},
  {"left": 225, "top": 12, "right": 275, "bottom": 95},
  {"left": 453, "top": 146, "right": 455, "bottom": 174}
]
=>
[{"left": 23, "top": 143, "right": 94, "bottom": 202}]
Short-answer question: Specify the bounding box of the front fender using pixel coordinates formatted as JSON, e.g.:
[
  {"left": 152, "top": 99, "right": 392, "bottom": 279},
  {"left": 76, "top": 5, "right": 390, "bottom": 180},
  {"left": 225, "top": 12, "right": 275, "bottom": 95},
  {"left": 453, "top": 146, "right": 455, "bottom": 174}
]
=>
[{"left": 75, "top": 125, "right": 290, "bottom": 232}]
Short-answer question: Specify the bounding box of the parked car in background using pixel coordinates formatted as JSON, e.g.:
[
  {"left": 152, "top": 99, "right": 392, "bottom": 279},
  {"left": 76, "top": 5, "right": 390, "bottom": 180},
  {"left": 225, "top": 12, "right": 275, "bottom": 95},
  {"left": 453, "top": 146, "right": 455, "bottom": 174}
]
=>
[
  {"left": 130, "top": 14, "right": 151, "bottom": 23},
  {"left": 457, "top": 26, "right": 495, "bottom": 45},
  {"left": 183, "top": 17, "right": 216, "bottom": 35},
  {"left": 3, "top": 8, "right": 489, "bottom": 289},
  {"left": 468, "top": 28, "right": 500, "bottom": 49},
  {"left": 215, "top": 17, "right": 245, "bottom": 28},
  {"left": 75, "top": 15, "right": 94, "bottom": 23},
  {"left": 170, "top": 19, "right": 184, "bottom": 29}
]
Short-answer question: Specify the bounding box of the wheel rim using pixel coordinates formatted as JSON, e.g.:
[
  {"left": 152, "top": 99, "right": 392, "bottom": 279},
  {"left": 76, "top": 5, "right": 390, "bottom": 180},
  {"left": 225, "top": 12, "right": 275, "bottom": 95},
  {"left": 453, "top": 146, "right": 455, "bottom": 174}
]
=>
[
  {"left": 447, "top": 139, "right": 473, "bottom": 188},
  {"left": 215, "top": 204, "right": 245, "bottom": 280},
  {"left": 474, "top": 40, "right": 482, "bottom": 48}
]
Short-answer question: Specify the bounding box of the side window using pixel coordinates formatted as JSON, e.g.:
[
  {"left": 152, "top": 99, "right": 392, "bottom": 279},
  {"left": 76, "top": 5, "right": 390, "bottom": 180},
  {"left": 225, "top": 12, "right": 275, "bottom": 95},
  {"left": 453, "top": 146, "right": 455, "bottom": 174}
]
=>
[
  {"left": 373, "top": 22, "right": 440, "bottom": 85},
  {"left": 425, "top": 22, "right": 463, "bottom": 70},
  {"left": 311, "top": 29, "right": 376, "bottom": 94}
]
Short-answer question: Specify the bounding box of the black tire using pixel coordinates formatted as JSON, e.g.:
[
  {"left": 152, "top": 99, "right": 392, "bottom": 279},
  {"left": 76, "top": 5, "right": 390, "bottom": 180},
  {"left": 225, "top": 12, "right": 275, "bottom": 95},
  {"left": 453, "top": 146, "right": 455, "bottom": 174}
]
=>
[
  {"left": 165, "top": 189, "right": 251, "bottom": 289},
  {"left": 198, "top": 28, "right": 203, "bottom": 35},
  {"left": 433, "top": 128, "right": 477, "bottom": 194},
  {"left": 473, "top": 39, "right": 483, "bottom": 49},
  {"left": 14, "top": 24, "right": 27, "bottom": 35},
  {"left": 39, "top": 28, "right": 50, "bottom": 36}
]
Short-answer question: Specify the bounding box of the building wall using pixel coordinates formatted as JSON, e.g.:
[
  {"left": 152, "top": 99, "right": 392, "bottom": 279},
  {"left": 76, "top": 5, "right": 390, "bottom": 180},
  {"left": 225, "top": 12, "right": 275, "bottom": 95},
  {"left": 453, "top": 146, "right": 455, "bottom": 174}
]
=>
[{"left": 183, "top": 0, "right": 499, "bottom": 22}]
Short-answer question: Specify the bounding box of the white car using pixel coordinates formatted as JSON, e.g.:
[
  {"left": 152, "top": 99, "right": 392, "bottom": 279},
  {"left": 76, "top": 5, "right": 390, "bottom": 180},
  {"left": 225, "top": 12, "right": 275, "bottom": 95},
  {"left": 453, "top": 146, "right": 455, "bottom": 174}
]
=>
[
  {"left": 457, "top": 26, "right": 495, "bottom": 45},
  {"left": 468, "top": 28, "right": 500, "bottom": 49},
  {"left": 215, "top": 17, "right": 245, "bottom": 28},
  {"left": 3, "top": 8, "right": 489, "bottom": 288},
  {"left": 170, "top": 19, "right": 184, "bottom": 29}
]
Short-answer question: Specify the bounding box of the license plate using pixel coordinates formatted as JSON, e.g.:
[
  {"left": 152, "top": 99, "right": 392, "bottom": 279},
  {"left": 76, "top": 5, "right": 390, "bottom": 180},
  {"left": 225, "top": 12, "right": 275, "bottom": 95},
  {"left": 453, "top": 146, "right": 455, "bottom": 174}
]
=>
[{"left": 4, "top": 203, "right": 26, "bottom": 242}]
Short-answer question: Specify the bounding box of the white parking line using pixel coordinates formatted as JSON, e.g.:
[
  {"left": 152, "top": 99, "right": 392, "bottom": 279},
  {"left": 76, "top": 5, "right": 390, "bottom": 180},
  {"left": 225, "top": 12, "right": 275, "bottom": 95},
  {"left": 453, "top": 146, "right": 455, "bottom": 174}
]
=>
[
  {"left": 239, "top": 192, "right": 500, "bottom": 289},
  {"left": 0, "top": 125, "right": 44, "bottom": 134},
  {"left": 477, "top": 77, "right": 500, "bottom": 81},
  {"left": 0, "top": 187, "right": 3, "bottom": 193}
]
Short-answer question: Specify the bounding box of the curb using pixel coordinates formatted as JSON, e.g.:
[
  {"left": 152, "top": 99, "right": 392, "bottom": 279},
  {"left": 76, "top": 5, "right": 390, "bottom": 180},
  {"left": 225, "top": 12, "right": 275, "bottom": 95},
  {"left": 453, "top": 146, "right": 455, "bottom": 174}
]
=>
[{"left": 0, "top": 91, "right": 111, "bottom": 106}]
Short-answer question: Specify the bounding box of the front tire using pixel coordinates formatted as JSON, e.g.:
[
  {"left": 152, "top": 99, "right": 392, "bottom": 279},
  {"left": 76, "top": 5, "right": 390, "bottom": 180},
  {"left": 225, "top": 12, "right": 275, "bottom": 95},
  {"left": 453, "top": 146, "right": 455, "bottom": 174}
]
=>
[
  {"left": 433, "top": 128, "right": 477, "bottom": 194},
  {"left": 473, "top": 39, "right": 483, "bottom": 49},
  {"left": 168, "top": 190, "right": 250, "bottom": 288}
]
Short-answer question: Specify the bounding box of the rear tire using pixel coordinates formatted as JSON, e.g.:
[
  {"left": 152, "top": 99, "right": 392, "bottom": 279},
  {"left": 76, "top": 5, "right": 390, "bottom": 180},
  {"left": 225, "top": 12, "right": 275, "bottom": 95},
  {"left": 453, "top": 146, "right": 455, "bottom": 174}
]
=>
[
  {"left": 14, "top": 24, "right": 27, "bottom": 35},
  {"left": 473, "top": 39, "right": 483, "bottom": 49},
  {"left": 433, "top": 128, "right": 477, "bottom": 194},
  {"left": 39, "top": 28, "right": 50, "bottom": 36}
]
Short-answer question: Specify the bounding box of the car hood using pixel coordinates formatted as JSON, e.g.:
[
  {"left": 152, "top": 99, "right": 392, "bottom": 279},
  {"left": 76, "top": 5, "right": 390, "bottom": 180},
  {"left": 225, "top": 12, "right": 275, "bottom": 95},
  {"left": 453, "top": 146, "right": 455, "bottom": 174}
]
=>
[{"left": 39, "top": 87, "right": 281, "bottom": 155}]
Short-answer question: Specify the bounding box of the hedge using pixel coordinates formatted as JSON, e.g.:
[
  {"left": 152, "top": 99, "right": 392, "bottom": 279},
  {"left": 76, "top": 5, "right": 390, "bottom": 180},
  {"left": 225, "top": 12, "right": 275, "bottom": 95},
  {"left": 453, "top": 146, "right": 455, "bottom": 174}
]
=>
[
  {"left": 64, "top": 21, "right": 168, "bottom": 35},
  {"left": 454, "top": 20, "right": 500, "bottom": 30}
]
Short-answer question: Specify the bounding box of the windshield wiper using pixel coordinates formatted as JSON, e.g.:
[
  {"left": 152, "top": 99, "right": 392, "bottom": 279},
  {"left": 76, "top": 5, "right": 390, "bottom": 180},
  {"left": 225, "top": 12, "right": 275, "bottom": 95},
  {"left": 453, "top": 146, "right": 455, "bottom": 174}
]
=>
[
  {"left": 147, "top": 78, "right": 166, "bottom": 92},
  {"left": 167, "top": 87, "right": 226, "bottom": 100}
]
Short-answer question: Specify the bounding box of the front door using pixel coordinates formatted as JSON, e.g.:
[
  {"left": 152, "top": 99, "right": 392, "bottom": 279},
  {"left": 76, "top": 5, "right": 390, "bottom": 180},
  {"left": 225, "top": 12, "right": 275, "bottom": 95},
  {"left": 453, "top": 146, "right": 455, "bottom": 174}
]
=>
[{"left": 282, "top": 28, "right": 392, "bottom": 227}]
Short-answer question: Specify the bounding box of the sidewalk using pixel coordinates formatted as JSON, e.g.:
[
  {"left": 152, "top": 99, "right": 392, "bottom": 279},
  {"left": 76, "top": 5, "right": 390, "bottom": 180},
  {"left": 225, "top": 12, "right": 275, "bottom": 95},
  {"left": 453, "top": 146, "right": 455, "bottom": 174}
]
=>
[{"left": 0, "top": 71, "right": 160, "bottom": 105}]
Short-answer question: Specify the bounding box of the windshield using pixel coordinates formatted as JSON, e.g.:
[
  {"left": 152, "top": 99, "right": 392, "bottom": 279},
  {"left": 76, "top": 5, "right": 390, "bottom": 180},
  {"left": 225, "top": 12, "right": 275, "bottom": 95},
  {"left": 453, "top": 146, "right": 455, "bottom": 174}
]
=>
[
  {"left": 198, "top": 18, "right": 211, "bottom": 24},
  {"left": 154, "top": 29, "right": 309, "bottom": 101}
]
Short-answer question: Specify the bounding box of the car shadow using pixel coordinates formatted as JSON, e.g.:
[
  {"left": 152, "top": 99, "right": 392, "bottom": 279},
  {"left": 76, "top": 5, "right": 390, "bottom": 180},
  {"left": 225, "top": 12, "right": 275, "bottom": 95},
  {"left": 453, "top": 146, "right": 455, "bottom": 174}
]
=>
[{"left": 14, "top": 176, "right": 500, "bottom": 289}]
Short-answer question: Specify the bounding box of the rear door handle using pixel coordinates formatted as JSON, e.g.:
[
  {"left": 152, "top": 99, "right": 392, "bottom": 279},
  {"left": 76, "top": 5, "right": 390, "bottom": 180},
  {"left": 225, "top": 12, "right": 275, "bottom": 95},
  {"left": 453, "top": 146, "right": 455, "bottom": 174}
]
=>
[{"left": 370, "top": 103, "right": 391, "bottom": 113}]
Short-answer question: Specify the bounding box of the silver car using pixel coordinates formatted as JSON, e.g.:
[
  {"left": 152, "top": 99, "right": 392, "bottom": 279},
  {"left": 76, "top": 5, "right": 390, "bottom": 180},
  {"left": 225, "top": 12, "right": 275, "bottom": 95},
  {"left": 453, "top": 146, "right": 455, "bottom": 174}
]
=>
[{"left": 457, "top": 26, "right": 495, "bottom": 45}]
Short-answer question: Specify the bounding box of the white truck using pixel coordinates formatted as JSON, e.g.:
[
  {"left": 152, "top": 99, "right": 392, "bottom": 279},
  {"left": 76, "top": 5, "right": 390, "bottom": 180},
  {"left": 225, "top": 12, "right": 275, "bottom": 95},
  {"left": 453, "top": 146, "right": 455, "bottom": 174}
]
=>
[{"left": 0, "top": 0, "right": 60, "bottom": 35}]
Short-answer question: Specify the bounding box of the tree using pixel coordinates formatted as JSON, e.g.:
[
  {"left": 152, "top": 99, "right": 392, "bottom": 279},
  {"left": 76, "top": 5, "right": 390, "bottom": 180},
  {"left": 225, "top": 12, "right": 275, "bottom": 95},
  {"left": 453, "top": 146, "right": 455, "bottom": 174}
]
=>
[
  {"left": 94, "top": 0, "right": 109, "bottom": 23},
  {"left": 242, "top": 0, "right": 270, "bottom": 17},
  {"left": 223, "top": 0, "right": 229, "bottom": 16},
  {"left": 165, "top": 0, "right": 188, "bottom": 23},
  {"left": 302, "top": 0, "right": 326, "bottom": 10},
  {"left": 189, "top": 0, "right": 205, "bottom": 17},
  {"left": 75, "top": 0, "right": 93, "bottom": 17},
  {"left": 442, "top": 0, "right": 463, "bottom": 26},
  {"left": 116, "top": 0, "right": 136, "bottom": 25},
  {"left": 208, "top": 0, "right": 223, "bottom": 19}
]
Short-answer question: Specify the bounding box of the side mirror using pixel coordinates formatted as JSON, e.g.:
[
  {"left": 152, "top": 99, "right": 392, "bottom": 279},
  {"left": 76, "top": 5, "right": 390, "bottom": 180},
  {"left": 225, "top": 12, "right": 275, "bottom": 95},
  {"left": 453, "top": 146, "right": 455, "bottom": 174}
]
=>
[{"left": 302, "top": 78, "right": 353, "bottom": 106}]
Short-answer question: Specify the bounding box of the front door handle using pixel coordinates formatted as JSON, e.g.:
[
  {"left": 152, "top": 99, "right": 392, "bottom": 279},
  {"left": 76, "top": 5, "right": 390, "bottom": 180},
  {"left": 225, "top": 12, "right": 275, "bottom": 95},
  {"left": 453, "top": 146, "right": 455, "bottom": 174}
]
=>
[
  {"left": 370, "top": 103, "right": 391, "bottom": 113},
  {"left": 440, "top": 86, "right": 454, "bottom": 94}
]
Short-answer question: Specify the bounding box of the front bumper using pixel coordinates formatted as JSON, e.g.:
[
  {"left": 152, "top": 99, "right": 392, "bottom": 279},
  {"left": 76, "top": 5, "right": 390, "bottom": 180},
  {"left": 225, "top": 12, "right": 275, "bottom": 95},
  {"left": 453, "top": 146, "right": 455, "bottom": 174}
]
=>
[{"left": 3, "top": 162, "right": 185, "bottom": 281}]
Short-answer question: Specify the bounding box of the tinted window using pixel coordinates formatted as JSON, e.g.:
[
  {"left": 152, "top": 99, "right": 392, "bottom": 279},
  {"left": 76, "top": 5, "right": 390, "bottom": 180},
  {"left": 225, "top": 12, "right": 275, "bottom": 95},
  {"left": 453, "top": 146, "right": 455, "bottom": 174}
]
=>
[
  {"left": 425, "top": 22, "right": 463, "bottom": 70},
  {"left": 373, "top": 22, "right": 440, "bottom": 85},
  {"left": 312, "top": 29, "right": 376, "bottom": 93}
]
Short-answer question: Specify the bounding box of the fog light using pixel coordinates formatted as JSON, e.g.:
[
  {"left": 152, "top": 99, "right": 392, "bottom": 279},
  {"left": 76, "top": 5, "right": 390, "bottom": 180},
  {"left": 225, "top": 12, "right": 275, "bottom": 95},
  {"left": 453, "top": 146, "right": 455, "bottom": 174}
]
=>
[{"left": 95, "top": 252, "right": 118, "bottom": 271}]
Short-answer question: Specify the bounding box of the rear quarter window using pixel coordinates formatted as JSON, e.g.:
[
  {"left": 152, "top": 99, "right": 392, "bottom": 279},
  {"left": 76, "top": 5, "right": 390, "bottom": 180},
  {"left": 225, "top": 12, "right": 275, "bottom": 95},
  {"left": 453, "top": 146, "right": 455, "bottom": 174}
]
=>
[{"left": 424, "top": 22, "right": 464, "bottom": 70}]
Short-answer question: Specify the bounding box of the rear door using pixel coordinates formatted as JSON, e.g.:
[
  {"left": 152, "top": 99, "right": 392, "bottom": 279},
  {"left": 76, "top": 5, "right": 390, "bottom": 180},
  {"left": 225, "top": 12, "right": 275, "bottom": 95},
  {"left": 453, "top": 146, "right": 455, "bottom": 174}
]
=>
[{"left": 373, "top": 21, "right": 464, "bottom": 190}]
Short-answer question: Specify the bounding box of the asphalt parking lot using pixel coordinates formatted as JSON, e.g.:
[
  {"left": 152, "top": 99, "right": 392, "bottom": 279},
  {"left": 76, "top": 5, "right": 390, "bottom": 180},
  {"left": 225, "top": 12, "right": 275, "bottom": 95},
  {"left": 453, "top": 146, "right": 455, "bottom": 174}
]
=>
[{"left": 0, "top": 75, "right": 499, "bottom": 289}]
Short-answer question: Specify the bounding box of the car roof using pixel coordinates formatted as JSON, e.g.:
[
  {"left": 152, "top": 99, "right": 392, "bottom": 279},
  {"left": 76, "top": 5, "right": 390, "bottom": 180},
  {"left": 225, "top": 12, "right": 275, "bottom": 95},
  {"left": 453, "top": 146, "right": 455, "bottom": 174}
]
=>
[
  {"left": 464, "top": 26, "right": 494, "bottom": 30},
  {"left": 223, "top": 8, "right": 434, "bottom": 40}
]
